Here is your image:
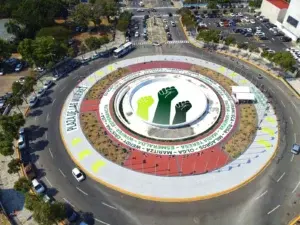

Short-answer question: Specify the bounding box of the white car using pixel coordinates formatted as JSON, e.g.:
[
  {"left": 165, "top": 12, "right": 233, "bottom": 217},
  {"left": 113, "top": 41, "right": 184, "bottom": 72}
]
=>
[
  {"left": 230, "top": 13, "right": 236, "bottom": 16},
  {"left": 72, "top": 168, "right": 85, "bottom": 182},
  {"left": 134, "top": 31, "right": 139, "bottom": 37},
  {"left": 32, "top": 179, "right": 45, "bottom": 194},
  {"left": 250, "top": 19, "right": 255, "bottom": 24},
  {"left": 238, "top": 12, "right": 243, "bottom": 17},
  {"left": 246, "top": 28, "right": 252, "bottom": 33},
  {"left": 29, "top": 96, "right": 39, "bottom": 108},
  {"left": 37, "top": 88, "right": 46, "bottom": 98},
  {"left": 171, "top": 21, "right": 176, "bottom": 27},
  {"left": 18, "top": 135, "right": 26, "bottom": 150},
  {"left": 152, "top": 41, "right": 161, "bottom": 46},
  {"left": 137, "top": 8, "right": 144, "bottom": 12}
]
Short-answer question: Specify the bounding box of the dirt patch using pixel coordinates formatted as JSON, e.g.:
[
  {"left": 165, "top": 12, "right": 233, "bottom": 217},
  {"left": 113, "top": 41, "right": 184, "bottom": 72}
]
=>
[
  {"left": 81, "top": 68, "right": 131, "bottom": 164},
  {"left": 85, "top": 68, "right": 130, "bottom": 100},
  {"left": 80, "top": 111, "right": 129, "bottom": 164},
  {"left": 191, "top": 65, "right": 257, "bottom": 158},
  {"left": 0, "top": 212, "right": 10, "bottom": 225}
]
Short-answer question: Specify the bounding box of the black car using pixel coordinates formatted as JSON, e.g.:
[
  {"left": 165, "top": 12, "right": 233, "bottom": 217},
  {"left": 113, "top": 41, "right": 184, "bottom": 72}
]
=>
[
  {"left": 280, "top": 36, "right": 292, "bottom": 42},
  {"left": 151, "top": 8, "right": 156, "bottom": 12},
  {"left": 168, "top": 13, "right": 173, "bottom": 17}
]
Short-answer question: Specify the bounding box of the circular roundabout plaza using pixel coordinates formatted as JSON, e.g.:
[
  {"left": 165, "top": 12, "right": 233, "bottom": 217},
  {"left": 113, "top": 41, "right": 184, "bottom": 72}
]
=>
[{"left": 60, "top": 55, "right": 278, "bottom": 201}]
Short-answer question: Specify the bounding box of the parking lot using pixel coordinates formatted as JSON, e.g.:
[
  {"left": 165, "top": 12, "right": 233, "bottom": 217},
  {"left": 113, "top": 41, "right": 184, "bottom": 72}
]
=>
[
  {"left": 129, "top": 14, "right": 186, "bottom": 46},
  {"left": 195, "top": 12, "right": 290, "bottom": 52},
  {"left": 126, "top": 0, "right": 171, "bottom": 8}
]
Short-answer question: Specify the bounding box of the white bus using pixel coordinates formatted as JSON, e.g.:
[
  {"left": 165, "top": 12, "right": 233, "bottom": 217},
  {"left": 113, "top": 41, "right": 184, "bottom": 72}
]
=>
[{"left": 113, "top": 42, "right": 134, "bottom": 58}]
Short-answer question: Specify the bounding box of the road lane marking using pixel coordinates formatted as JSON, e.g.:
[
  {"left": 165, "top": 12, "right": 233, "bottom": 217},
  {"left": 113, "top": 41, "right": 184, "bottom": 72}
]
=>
[
  {"left": 292, "top": 101, "right": 297, "bottom": 109},
  {"left": 76, "top": 187, "right": 88, "bottom": 196},
  {"left": 63, "top": 198, "right": 75, "bottom": 208},
  {"left": 49, "top": 148, "right": 54, "bottom": 158},
  {"left": 290, "top": 117, "right": 294, "bottom": 125},
  {"left": 46, "top": 113, "right": 50, "bottom": 122},
  {"left": 101, "top": 202, "right": 117, "bottom": 210},
  {"left": 95, "top": 218, "right": 111, "bottom": 225},
  {"left": 292, "top": 181, "right": 300, "bottom": 193},
  {"left": 280, "top": 100, "right": 285, "bottom": 108},
  {"left": 267, "top": 205, "right": 280, "bottom": 215},
  {"left": 60, "top": 86, "right": 66, "bottom": 92},
  {"left": 45, "top": 131, "right": 48, "bottom": 139},
  {"left": 270, "top": 89, "right": 275, "bottom": 94},
  {"left": 52, "top": 98, "right": 56, "bottom": 105},
  {"left": 277, "top": 172, "right": 285, "bottom": 182},
  {"left": 45, "top": 177, "right": 53, "bottom": 187},
  {"left": 255, "top": 190, "right": 268, "bottom": 200},
  {"left": 278, "top": 86, "right": 284, "bottom": 93},
  {"left": 291, "top": 154, "right": 295, "bottom": 162},
  {"left": 59, "top": 169, "right": 66, "bottom": 177}
]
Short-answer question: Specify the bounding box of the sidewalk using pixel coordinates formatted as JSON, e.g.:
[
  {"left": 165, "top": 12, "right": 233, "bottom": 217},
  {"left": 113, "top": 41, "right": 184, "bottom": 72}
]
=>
[{"left": 76, "top": 30, "right": 125, "bottom": 60}]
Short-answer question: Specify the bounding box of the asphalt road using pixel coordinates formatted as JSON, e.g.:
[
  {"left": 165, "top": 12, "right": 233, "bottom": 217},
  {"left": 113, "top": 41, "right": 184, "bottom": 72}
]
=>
[{"left": 24, "top": 40, "right": 300, "bottom": 225}]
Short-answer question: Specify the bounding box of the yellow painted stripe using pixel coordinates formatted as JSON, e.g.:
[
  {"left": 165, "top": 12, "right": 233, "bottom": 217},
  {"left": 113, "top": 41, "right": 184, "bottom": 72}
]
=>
[
  {"left": 219, "top": 67, "right": 226, "bottom": 73},
  {"left": 92, "top": 160, "right": 106, "bottom": 172},
  {"left": 229, "top": 72, "right": 237, "bottom": 77},
  {"left": 289, "top": 215, "right": 300, "bottom": 225},
  {"left": 108, "top": 65, "right": 114, "bottom": 71},
  {"left": 261, "top": 127, "right": 275, "bottom": 136},
  {"left": 96, "top": 71, "right": 103, "bottom": 77},
  {"left": 258, "top": 139, "right": 272, "bottom": 150},
  {"left": 266, "top": 117, "right": 276, "bottom": 124},
  {"left": 72, "top": 137, "right": 82, "bottom": 146},
  {"left": 78, "top": 149, "right": 92, "bottom": 160},
  {"left": 88, "top": 76, "right": 95, "bottom": 82},
  {"left": 240, "top": 79, "right": 248, "bottom": 84}
]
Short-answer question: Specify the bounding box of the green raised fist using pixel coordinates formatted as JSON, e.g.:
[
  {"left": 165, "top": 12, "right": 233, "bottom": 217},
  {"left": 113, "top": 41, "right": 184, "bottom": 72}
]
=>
[
  {"left": 136, "top": 96, "right": 154, "bottom": 121},
  {"left": 157, "top": 86, "right": 178, "bottom": 102},
  {"left": 175, "top": 101, "right": 192, "bottom": 113}
]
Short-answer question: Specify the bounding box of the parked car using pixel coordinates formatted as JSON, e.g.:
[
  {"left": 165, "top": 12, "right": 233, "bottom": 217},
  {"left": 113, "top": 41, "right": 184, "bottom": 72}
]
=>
[
  {"left": 72, "top": 168, "right": 85, "bottom": 182},
  {"left": 29, "top": 96, "right": 39, "bottom": 108},
  {"left": 171, "top": 21, "right": 176, "bottom": 27},
  {"left": 134, "top": 31, "right": 139, "bottom": 37},
  {"left": 32, "top": 179, "right": 45, "bottom": 194},
  {"left": 291, "top": 143, "right": 300, "bottom": 154},
  {"left": 18, "top": 135, "right": 26, "bottom": 150},
  {"left": 24, "top": 162, "right": 37, "bottom": 180},
  {"left": 15, "top": 62, "right": 23, "bottom": 72},
  {"left": 244, "top": 33, "right": 253, "bottom": 37},
  {"left": 44, "top": 80, "right": 54, "bottom": 89},
  {"left": 280, "top": 36, "right": 292, "bottom": 42}
]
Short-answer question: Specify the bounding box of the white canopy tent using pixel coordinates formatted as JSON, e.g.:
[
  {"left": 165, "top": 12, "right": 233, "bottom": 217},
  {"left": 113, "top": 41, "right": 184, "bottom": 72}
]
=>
[{"left": 236, "top": 93, "right": 255, "bottom": 102}]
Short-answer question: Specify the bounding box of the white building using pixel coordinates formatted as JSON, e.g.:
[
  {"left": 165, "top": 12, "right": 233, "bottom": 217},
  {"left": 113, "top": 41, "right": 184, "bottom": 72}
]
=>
[
  {"left": 260, "top": 0, "right": 289, "bottom": 24},
  {"left": 280, "top": 0, "right": 300, "bottom": 41}
]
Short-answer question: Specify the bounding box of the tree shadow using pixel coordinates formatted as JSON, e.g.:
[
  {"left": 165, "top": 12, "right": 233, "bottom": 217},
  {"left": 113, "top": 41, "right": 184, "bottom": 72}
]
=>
[
  {"left": 27, "top": 109, "right": 43, "bottom": 117},
  {"left": 46, "top": 188, "right": 58, "bottom": 197},
  {"left": 27, "top": 126, "right": 48, "bottom": 141},
  {"left": 80, "top": 211, "right": 95, "bottom": 225},
  {"left": 44, "top": 89, "right": 54, "bottom": 96},
  {"left": 0, "top": 189, "right": 25, "bottom": 213},
  {"left": 29, "top": 140, "right": 49, "bottom": 152}
]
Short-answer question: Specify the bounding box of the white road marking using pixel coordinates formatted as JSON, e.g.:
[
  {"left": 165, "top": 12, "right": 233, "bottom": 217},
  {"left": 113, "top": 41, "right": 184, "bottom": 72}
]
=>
[
  {"left": 270, "top": 89, "right": 275, "bottom": 94},
  {"left": 291, "top": 154, "right": 295, "bottom": 162},
  {"left": 276, "top": 172, "right": 285, "bottom": 182},
  {"left": 52, "top": 98, "right": 56, "bottom": 105},
  {"left": 95, "top": 218, "right": 111, "bottom": 225},
  {"left": 255, "top": 190, "right": 268, "bottom": 200},
  {"left": 267, "top": 205, "right": 280, "bottom": 215},
  {"left": 76, "top": 187, "right": 88, "bottom": 196},
  {"left": 46, "top": 113, "right": 50, "bottom": 122},
  {"left": 101, "top": 202, "right": 117, "bottom": 210},
  {"left": 45, "top": 177, "right": 53, "bottom": 187},
  {"left": 60, "top": 86, "right": 66, "bottom": 92},
  {"left": 280, "top": 100, "right": 285, "bottom": 108},
  {"left": 292, "top": 101, "right": 297, "bottom": 109},
  {"left": 49, "top": 148, "right": 54, "bottom": 158},
  {"left": 290, "top": 116, "right": 294, "bottom": 125},
  {"left": 59, "top": 168, "right": 66, "bottom": 177},
  {"left": 45, "top": 131, "right": 48, "bottom": 139},
  {"left": 72, "top": 76, "right": 77, "bottom": 80},
  {"left": 278, "top": 86, "right": 285, "bottom": 93},
  {"left": 292, "top": 180, "right": 300, "bottom": 193},
  {"left": 63, "top": 198, "right": 75, "bottom": 208}
]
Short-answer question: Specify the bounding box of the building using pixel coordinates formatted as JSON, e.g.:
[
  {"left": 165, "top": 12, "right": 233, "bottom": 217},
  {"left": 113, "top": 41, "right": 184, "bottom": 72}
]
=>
[
  {"left": 260, "top": 0, "right": 289, "bottom": 24},
  {"left": 280, "top": 0, "right": 300, "bottom": 41}
]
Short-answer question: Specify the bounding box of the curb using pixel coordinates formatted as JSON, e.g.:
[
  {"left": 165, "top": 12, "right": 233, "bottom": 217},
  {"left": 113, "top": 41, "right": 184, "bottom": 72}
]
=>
[
  {"left": 218, "top": 51, "right": 300, "bottom": 99},
  {"left": 59, "top": 62, "right": 280, "bottom": 202},
  {"left": 24, "top": 107, "right": 30, "bottom": 117},
  {"left": 289, "top": 215, "right": 300, "bottom": 225},
  {"left": 178, "top": 17, "right": 300, "bottom": 100}
]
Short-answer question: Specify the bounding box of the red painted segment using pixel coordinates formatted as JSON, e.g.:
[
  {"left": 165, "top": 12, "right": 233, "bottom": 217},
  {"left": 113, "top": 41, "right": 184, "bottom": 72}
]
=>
[
  {"left": 267, "top": 0, "right": 289, "bottom": 9},
  {"left": 80, "top": 100, "right": 99, "bottom": 112},
  {"left": 129, "top": 61, "right": 192, "bottom": 72}
]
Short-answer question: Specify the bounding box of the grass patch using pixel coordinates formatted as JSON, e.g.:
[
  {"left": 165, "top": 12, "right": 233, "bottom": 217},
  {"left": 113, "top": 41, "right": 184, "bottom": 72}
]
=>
[
  {"left": 80, "top": 112, "right": 129, "bottom": 164},
  {"left": 85, "top": 68, "right": 130, "bottom": 100},
  {"left": 191, "top": 65, "right": 258, "bottom": 158}
]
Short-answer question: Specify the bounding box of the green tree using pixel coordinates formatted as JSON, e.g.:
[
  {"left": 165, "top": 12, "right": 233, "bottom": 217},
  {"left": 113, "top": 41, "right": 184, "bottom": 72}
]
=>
[
  {"left": 8, "top": 158, "right": 22, "bottom": 174},
  {"left": 224, "top": 36, "right": 236, "bottom": 45},
  {"left": 197, "top": 29, "right": 221, "bottom": 43},
  {"left": 0, "top": 138, "right": 14, "bottom": 157},
  {"left": 36, "top": 26, "right": 71, "bottom": 42},
  {"left": 116, "top": 11, "right": 132, "bottom": 32},
  {"left": 0, "top": 39, "right": 12, "bottom": 62},
  {"left": 14, "top": 177, "right": 31, "bottom": 193},
  {"left": 0, "top": 114, "right": 25, "bottom": 139},
  {"left": 85, "top": 37, "right": 102, "bottom": 50},
  {"left": 5, "top": 19, "right": 25, "bottom": 41},
  {"left": 7, "top": 95, "right": 24, "bottom": 113},
  {"left": 207, "top": 1, "right": 218, "bottom": 9},
  {"left": 33, "top": 202, "right": 66, "bottom": 225},
  {"left": 25, "top": 193, "right": 43, "bottom": 211},
  {"left": 12, "top": 82, "right": 23, "bottom": 96},
  {"left": 70, "top": 3, "right": 92, "bottom": 27},
  {"left": 95, "top": 0, "right": 118, "bottom": 21},
  {"left": 17, "top": 39, "right": 35, "bottom": 66},
  {"left": 249, "top": 0, "right": 262, "bottom": 8}
]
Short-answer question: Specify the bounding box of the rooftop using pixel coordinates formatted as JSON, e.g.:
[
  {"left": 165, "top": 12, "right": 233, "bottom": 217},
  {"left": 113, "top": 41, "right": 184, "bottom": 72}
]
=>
[{"left": 267, "top": 0, "right": 289, "bottom": 9}]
